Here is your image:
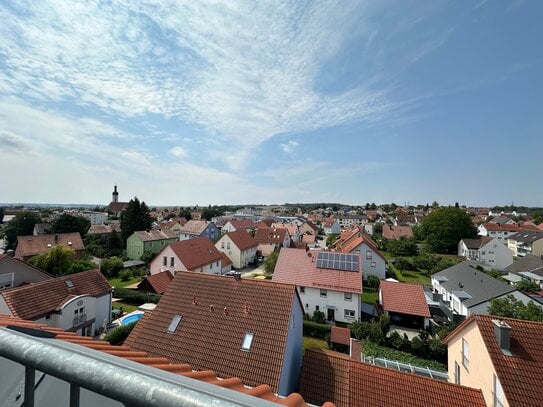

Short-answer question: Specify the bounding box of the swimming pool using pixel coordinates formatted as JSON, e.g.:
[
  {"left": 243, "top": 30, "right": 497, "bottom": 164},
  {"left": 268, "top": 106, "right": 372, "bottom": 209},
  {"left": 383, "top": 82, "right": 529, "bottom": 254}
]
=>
[{"left": 120, "top": 312, "right": 143, "bottom": 325}]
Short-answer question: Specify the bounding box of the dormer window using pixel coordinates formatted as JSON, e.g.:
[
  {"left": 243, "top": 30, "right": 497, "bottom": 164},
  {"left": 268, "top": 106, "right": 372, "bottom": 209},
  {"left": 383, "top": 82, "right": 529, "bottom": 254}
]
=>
[
  {"left": 241, "top": 332, "right": 254, "bottom": 351},
  {"left": 167, "top": 315, "right": 182, "bottom": 333}
]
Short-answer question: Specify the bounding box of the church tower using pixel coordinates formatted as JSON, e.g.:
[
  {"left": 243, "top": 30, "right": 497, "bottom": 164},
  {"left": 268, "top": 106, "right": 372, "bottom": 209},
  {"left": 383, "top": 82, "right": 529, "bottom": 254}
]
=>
[{"left": 112, "top": 185, "right": 119, "bottom": 203}]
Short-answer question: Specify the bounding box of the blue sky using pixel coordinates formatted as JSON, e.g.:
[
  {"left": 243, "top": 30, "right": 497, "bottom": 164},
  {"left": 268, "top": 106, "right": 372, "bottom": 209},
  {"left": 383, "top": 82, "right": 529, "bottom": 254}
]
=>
[{"left": 0, "top": 0, "right": 541, "bottom": 206}]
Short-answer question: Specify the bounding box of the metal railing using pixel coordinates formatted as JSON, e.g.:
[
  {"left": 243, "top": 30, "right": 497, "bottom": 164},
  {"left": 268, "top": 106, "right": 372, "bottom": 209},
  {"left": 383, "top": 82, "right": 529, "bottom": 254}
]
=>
[
  {"left": 72, "top": 314, "right": 87, "bottom": 327},
  {"left": 0, "top": 327, "right": 281, "bottom": 407}
]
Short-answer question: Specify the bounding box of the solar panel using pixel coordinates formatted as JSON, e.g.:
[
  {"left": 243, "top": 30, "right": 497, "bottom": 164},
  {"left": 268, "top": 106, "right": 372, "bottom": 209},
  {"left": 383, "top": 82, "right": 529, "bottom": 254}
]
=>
[{"left": 315, "top": 252, "right": 360, "bottom": 272}]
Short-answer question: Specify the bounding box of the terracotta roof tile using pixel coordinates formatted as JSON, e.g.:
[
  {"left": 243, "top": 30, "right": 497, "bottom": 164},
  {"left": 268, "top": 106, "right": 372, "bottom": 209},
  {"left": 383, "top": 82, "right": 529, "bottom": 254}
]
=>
[
  {"left": 273, "top": 248, "right": 362, "bottom": 293},
  {"left": 379, "top": 280, "right": 431, "bottom": 318},
  {"left": 330, "top": 326, "right": 351, "bottom": 346},
  {"left": 0, "top": 269, "right": 111, "bottom": 320},
  {"left": 107, "top": 202, "right": 129, "bottom": 212},
  {"left": 133, "top": 229, "right": 177, "bottom": 241},
  {"left": 254, "top": 228, "right": 288, "bottom": 244},
  {"left": 137, "top": 270, "right": 173, "bottom": 294},
  {"left": 88, "top": 224, "right": 121, "bottom": 234},
  {"left": 227, "top": 219, "right": 256, "bottom": 230},
  {"left": 165, "top": 237, "right": 223, "bottom": 270},
  {"left": 0, "top": 315, "right": 332, "bottom": 407},
  {"left": 300, "top": 349, "right": 486, "bottom": 407},
  {"left": 179, "top": 220, "right": 214, "bottom": 235},
  {"left": 125, "top": 272, "right": 300, "bottom": 393},
  {"left": 15, "top": 233, "right": 85, "bottom": 258},
  {"left": 220, "top": 251, "right": 233, "bottom": 267},
  {"left": 479, "top": 222, "right": 538, "bottom": 232},
  {"left": 224, "top": 229, "right": 258, "bottom": 251},
  {"left": 461, "top": 236, "right": 493, "bottom": 249},
  {"left": 382, "top": 225, "right": 414, "bottom": 240}
]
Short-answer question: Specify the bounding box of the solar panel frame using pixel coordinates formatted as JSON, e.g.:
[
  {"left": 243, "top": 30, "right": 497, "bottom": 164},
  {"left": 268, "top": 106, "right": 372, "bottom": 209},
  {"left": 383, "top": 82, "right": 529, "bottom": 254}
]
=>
[{"left": 315, "top": 251, "right": 360, "bottom": 272}]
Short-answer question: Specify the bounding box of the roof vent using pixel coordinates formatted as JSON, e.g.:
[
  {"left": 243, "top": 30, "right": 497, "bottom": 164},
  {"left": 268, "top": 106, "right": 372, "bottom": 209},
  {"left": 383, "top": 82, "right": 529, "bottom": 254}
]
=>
[
  {"left": 68, "top": 241, "right": 72, "bottom": 246},
  {"left": 224, "top": 307, "right": 228, "bottom": 315},
  {"left": 234, "top": 272, "right": 241, "bottom": 281},
  {"left": 65, "top": 280, "right": 74, "bottom": 288},
  {"left": 47, "top": 243, "right": 52, "bottom": 248},
  {"left": 192, "top": 295, "right": 198, "bottom": 305},
  {"left": 210, "top": 304, "right": 214, "bottom": 312},
  {"left": 492, "top": 319, "right": 512, "bottom": 356}
]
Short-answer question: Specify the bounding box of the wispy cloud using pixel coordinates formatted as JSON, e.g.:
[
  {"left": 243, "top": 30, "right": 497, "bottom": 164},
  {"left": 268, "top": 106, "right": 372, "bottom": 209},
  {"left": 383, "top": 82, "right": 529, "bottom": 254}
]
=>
[
  {"left": 168, "top": 146, "right": 188, "bottom": 158},
  {"left": 280, "top": 140, "right": 299, "bottom": 154}
]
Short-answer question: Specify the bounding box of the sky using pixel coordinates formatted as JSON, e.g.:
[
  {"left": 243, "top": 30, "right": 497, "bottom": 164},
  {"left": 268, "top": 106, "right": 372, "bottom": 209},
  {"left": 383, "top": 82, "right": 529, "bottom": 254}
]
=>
[{"left": 0, "top": 0, "right": 542, "bottom": 207}]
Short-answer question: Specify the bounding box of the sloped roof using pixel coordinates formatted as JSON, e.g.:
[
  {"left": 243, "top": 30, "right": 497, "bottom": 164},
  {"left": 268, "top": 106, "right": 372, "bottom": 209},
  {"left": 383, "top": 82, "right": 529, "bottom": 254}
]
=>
[
  {"left": 0, "top": 269, "right": 111, "bottom": 320},
  {"left": 161, "top": 217, "right": 188, "bottom": 229},
  {"left": 107, "top": 202, "right": 129, "bottom": 212},
  {"left": 273, "top": 248, "right": 362, "bottom": 294},
  {"left": 379, "top": 280, "right": 430, "bottom": 318},
  {"left": 87, "top": 224, "right": 120, "bottom": 235},
  {"left": 256, "top": 219, "right": 275, "bottom": 228},
  {"left": 254, "top": 228, "right": 288, "bottom": 244},
  {"left": 125, "top": 272, "right": 300, "bottom": 393},
  {"left": 0, "top": 314, "right": 332, "bottom": 407},
  {"left": 166, "top": 237, "right": 223, "bottom": 271},
  {"left": 137, "top": 270, "right": 173, "bottom": 294},
  {"left": 382, "top": 225, "right": 413, "bottom": 240},
  {"left": 271, "top": 224, "right": 299, "bottom": 236},
  {"left": 479, "top": 222, "right": 538, "bottom": 232},
  {"left": 224, "top": 229, "right": 258, "bottom": 251},
  {"left": 303, "top": 220, "right": 318, "bottom": 232},
  {"left": 299, "top": 349, "right": 486, "bottom": 407},
  {"left": 179, "top": 220, "right": 214, "bottom": 235},
  {"left": 219, "top": 252, "right": 233, "bottom": 267},
  {"left": 508, "top": 231, "right": 543, "bottom": 243},
  {"left": 226, "top": 219, "right": 256, "bottom": 230},
  {"left": 504, "top": 254, "right": 543, "bottom": 276},
  {"left": 443, "top": 315, "right": 543, "bottom": 407},
  {"left": 461, "top": 236, "right": 493, "bottom": 249},
  {"left": 336, "top": 234, "right": 385, "bottom": 261},
  {"left": 133, "top": 229, "right": 177, "bottom": 242},
  {"left": 330, "top": 326, "right": 351, "bottom": 346},
  {"left": 0, "top": 254, "right": 54, "bottom": 279},
  {"left": 15, "top": 233, "right": 85, "bottom": 258}
]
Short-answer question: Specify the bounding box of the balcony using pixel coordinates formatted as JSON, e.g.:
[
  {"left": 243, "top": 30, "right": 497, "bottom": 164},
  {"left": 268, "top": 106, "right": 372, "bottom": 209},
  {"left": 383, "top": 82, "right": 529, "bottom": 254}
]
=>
[{"left": 72, "top": 314, "right": 87, "bottom": 327}]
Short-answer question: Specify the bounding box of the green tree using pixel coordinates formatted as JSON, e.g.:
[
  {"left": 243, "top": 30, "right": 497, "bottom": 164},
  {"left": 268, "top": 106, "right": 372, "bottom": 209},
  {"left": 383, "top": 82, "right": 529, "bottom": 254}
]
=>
[
  {"left": 0, "top": 207, "right": 4, "bottom": 224},
  {"left": 120, "top": 197, "right": 152, "bottom": 243},
  {"left": 29, "top": 245, "right": 75, "bottom": 276},
  {"left": 515, "top": 279, "right": 540, "bottom": 293},
  {"left": 51, "top": 213, "right": 90, "bottom": 236},
  {"left": 386, "top": 237, "right": 418, "bottom": 257},
  {"left": 3, "top": 211, "right": 42, "bottom": 249},
  {"left": 416, "top": 207, "right": 477, "bottom": 254},
  {"left": 100, "top": 256, "right": 124, "bottom": 278},
  {"left": 488, "top": 295, "right": 543, "bottom": 322},
  {"left": 263, "top": 250, "right": 279, "bottom": 274},
  {"left": 326, "top": 233, "right": 339, "bottom": 246}
]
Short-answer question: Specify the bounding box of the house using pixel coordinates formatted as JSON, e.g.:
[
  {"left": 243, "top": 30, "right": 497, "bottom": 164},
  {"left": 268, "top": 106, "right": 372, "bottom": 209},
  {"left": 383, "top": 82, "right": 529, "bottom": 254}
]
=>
[
  {"left": 299, "top": 348, "right": 486, "bottom": 407},
  {"left": 273, "top": 248, "right": 363, "bottom": 323},
  {"left": 322, "top": 220, "right": 340, "bottom": 235},
  {"left": 271, "top": 223, "right": 301, "bottom": 243},
  {"left": 178, "top": 220, "right": 219, "bottom": 241},
  {"left": 299, "top": 220, "right": 318, "bottom": 236},
  {"left": 0, "top": 314, "right": 326, "bottom": 407},
  {"left": 158, "top": 217, "right": 188, "bottom": 237},
  {"left": 335, "top": 215, "right": 367, "bottom": 229},
  {"left": 33, "top": 223, "right": 50, "bottom": 235},
  {"left": 507, "top": 231, "right": 543, "bottom": 257},
  {"left": 126, "top": 229, "right": 177, "bottom": 260},
  {"left": 80, "top": 211, "right": 108, "bottom": 225},
  {"left": 0, "top": 254, "right": 52, "bottom": 291},
  {"left": 382, "top": 225, "right": 413, "bottom": 240},
  {"left": 477, "top": 222, "right": 538, "bottom": 243},
  {"left": 443, "top": 315, "right": 543, "bottom": 407},
  {"left": 215, "top": 230, "right": 257, "bottom": 269},
  {"left": 503, "top": 254, "right": 543, "bottom": 288},
  {"left": 87, "top": 223, "right": 121, "bottom": 236},
  {"left": 254, "top": 227, "right": 290, "bottom": 257},
  {"left": 14, "top": 233, "right": 85, "bottom": 261},
  {"left": 150, "top": 237, "right": 224, "bottom": 276},
  {"left": 137, "top": 270, "right": 174, "bottom": 294},
  {"left": 125, "top": 272, "right": 304, "bottom": 396},
  {"left": 431, "top": 262, "right": 539, "bottom": 318},
  {"left": 457, "top": 236, "right": 513, "bottom": 270},
  {"left": 379, "top": 280, "right": 430, "bottom": 329},
  {"left": 488, "top": 215, "right": 516, "bottom": 225},
  {"left": 334, "top": 225, "right": 386, "bottom": 280},
  {"left": 0, "top": 269, "right": 112, "bottom": 336},
  {"left": 221, "top": 219, "right": 255, "bottom": 233}
]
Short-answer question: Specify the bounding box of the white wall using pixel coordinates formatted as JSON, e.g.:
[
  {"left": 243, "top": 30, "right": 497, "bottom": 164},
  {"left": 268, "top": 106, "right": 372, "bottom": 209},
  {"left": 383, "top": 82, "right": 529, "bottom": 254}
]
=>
[
  {"left": 298, "top": 286, "right": 360, "bottom": 323},
  {"left": 480, "top": 240, "right": 513, "bottom": 270},
  {"left": 352, "top": 242, "right": 386, "bottom": 280},
  {"left": 277, "top": 295, "right": 303, "bottom": 396}
]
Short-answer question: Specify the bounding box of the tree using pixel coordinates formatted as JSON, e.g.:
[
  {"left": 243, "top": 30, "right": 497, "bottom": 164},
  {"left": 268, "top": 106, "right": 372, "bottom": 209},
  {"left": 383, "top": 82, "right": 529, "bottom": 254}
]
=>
[
  {"left": 0, "top": 207, "right": 4, "bottom": 224},
  {"left": 100, "top": 256, "right": 124, "bottom": 278},
  {"left": 488, "top": 295, "right": 543, "bottom": 322},
  {"left": 28, "top": 245, "right": 83, "bottom": 276},
  {"left": 3, "top": 211, "right": 41, "bottom": 249},
  {"left": 263, "top": 250, "right": 279, "bottom": 274},
  {"left": 120, "top": 197, "right": 152, "bottom": 243},
  {"left": 51, "top": 213, "right": 90, "bottom": 236},
  {"left": 515, "top": 279, "right": 540, "bottom": 293},
  {"left": 416, "top": 207, "right": 477, "bottom": 254},
  {"left": 386, "top": 237, "right": 418, "bottom": 257}
]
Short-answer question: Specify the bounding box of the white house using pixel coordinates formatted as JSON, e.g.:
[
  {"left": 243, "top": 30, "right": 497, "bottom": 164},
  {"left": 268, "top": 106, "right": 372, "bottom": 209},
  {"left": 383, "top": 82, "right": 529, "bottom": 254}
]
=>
[
  {"left": 253, "top": 227, "right": 290, "bottom": 257},
  {"left": 271, "top": 223, "right": 301, "bottom": 243},
  {"left": 80, "top": 211, "right": 108, "bottom": 225},
  {"left": 0, "top": 254, "right": 52, "bottom": 291},
  {"left": 0, "top": 269, "right": 112, "bottom": 336},
  {"left": 323, "top": 220, "right": 340, "bottom": 235},
  {"left": 150, "top": 237, "right": 224, "bottom": 276},
  {"left": 457, "top": 236, "right": 513, "bottom": 270},
  {"left": 478, "top": 223, "right": 523, "bottom": 243},
  {"left": 221, "top": 219, "right": 255, "bottom": 233},
  {"left": 273, "top": 248, "right": 363, "bottom": 323},
  {"left": 215, "top": 229, "right": 257, "bottom": 269}
]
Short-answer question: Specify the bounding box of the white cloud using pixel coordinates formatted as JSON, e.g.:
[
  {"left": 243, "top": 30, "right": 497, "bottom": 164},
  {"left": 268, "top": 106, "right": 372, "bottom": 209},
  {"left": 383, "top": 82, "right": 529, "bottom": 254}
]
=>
[
  {"left": 168, "top": 146, "right": 188, "bottom": 158},
  {"left": 280, "top": 140, "right": 299, "bottom": 154}
]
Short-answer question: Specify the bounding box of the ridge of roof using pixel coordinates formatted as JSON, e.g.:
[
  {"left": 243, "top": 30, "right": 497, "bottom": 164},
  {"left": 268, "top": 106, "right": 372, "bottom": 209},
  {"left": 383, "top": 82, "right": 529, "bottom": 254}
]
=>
[
  {"left": 165, "top": 238, "right": 223, "bottom": 270},
  {"left": 223, "top": 229, "right": 258, "bottom": 251}
]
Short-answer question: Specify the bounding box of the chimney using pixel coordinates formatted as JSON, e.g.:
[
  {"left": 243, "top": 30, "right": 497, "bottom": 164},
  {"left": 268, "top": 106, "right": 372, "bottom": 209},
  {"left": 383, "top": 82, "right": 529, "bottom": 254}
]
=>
[
  {"left": 492, "top": 319, "right": 512, "bottom": 355},
  {"left": 6, "top": 249, "right": 14, "bottom": 257}
]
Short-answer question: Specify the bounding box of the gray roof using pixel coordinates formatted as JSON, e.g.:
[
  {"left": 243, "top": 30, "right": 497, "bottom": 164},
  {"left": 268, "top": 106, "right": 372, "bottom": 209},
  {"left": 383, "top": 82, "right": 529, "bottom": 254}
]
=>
[
  {"left": 433, "top": 262, "right": 515, "bottom": 307},
  {"left": 508, "top": 231, "right": 543, "bottom": 243},
  {"left": 504, "top": 254, "right": 543, "bottom": 276}
]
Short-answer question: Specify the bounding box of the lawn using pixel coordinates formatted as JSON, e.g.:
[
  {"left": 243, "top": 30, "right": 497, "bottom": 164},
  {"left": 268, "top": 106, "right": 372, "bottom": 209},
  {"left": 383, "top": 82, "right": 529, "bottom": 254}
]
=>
[
  {"left": 112, "top": 301, "right": 139, "bottom": 314},
  {"left": 303, "top": 336, "right": 329, "bottom": 354},
  {"left": 108, "top": 276, "right": 142, "bottom": 289},
  {"left": 361, "top": 287, "right": 378, "bottom": 305},
  {"left": 401, "top": 270, "right": 430, "bottom": 285}
]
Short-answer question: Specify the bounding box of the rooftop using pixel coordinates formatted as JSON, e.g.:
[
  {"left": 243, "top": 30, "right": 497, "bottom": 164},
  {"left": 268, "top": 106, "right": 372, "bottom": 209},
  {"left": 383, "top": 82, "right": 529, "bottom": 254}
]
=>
[
  {"left": 222, "top": 229, "right": 258, "bottom": 251},
  {"left": 137, "top": 270, "right": 174, "bottom": 294},
  {"left": 165, "top": 237, "right": 223, "bottom": 271},
  {"left": 179, "top": 220, "right": 214, "bottom": 235},
  {"left": 379, "top": 280, "right": 431, "bottom": 318},
  {"left": 15, "top": 232, "right": 85, "bottom": 258},
  {"left": 133, "top": 229, "right": 177, "bottom": 242}
]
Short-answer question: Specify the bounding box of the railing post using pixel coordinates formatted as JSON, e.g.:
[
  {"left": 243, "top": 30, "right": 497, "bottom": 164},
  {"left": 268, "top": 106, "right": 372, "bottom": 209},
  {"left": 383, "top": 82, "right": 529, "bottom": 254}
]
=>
[
  {"left": 24, "top": 366, "right": 35, "bottom": 407},
  {"left": 70, "top": 383, "right": 80, "bottom": 407}
]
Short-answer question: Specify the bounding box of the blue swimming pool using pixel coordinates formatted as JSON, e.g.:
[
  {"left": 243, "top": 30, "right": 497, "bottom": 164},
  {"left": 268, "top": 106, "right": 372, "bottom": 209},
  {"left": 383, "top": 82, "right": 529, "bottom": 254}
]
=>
[{"left": 121, "top": 313, "right": 143, "bottom": 325}]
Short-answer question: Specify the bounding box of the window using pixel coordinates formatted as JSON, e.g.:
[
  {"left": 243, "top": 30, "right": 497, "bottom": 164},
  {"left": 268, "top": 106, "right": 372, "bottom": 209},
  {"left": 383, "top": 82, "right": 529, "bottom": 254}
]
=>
[
  {"left": 300, "top": 286, "right": 305, "bottom": 294},
  {"left": 462, "top": 338, "right": 469, "bottom": 369},
  {"left": 344, "top": 292, "right": 352, "bottom": 301},
  {"left": 320, "top": 289, "right": 327, "bottom": 298},
  {"left": 170, "top": 257, "right": 174, "bottom": 267},
  {"left": 344, "top": 309, "right": 355, "bottom": 318},
  {"left": 216, "top": 261, "right": 219, "bottom": 266},
  {"left": 163, "top": 256, "right": 167, "bottom": 266},
  {"left": 209, "top": 264, "right": 212, "bottom": 270},
  {"left": 370, "top": 262, "right": 376, "bottom": 268},
  {"left": 45, "top": 315, "right": 51, "bottom": 320},
  {"left": 454, "top": 361, "right": 461, "bottom": 384},
  {"left": 167, "top": 315, "right": 182, "bottom": 333},
  {"left": 366, "top": 250, "right": 372, "bottom": 260},
  {"left": 305, "top": 304, "right": 308, "bottom": 308},
  {"left": 65, "top": 280, "right": 74, "bottom": 288},
  {"left": 493, "top": 374, "right": 505, "bottom": 407},
  {"left": 227, "top": 242, "right": 230, "bottom": 249},
  {"left": 241, "top": 332, "right": 254, "bottom": 351},
  {"left": 316, "top": 305, "right": 320, "bottom": 311},
  {"left": 221, "top": 242, "right": 225, "bottom": 249}
]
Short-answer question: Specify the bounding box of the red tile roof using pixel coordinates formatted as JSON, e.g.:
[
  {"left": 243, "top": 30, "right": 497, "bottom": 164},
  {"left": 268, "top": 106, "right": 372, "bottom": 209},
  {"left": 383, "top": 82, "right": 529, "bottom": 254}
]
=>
[
  {"left": 299, "top": 349, "right": 486, "bottom": 407},
  {"left": 254, "top": 228, "right": 288, "bottom": 244},
  {"left": 137, "top": 270, "right": 173, "bottom": 294},
  {"left": 14, "top": 233, "right": 85, "bottom": 259},
  {"left": 165, "top": 237, "right": 223, "bottom": 271},
  {"left": 0, "top": 269, "right": 111, "bottom": 320},
  {"left": 226, "top": 219, "right": 256, "bottom": 230},
  {"left": 302, "top": 234, "right": 316, "bottom": 244},
  {"left": 444, "top": 315, "right": 543, "bottom": 407},
  {"left": 224, "top": 229, "right": 258, "bottom": 251},
  {"left": 379, "top": 280, "right": 430, "bottom": 318},
  {"left": 0, "top": 314, "right": 332, "bottom": 407},
  {"left": 382, "top": 225, "right": 413, "bottom": 240},
  {"left": 161, "top": 217, "right": 188, "bottom": 229},
  {"left": 273, "top": 248, "right": 363, "bottom": 293},
  {"left": 271, "top": 224, "right": 299, "bottom": 236},
  {"left": 256, "top": 219, "right": 274, "bottom": 228},
  {"left": 107, "top": 201, "right": 129, "bottom": 213},
  {"left": 125, "top": 272, "right": 301, "bottom": 393},
  {"left": 179, "top": 220, "right": 214, "bottom": 235},
  {"left": 88, "top": 224, "right": 121, "bottom": 234},
  {"left": 133, "top": 229, "right": 177, "bottom": 242},
  {"left": 461, "top": 236, "right": 493, "bottom": 249},
  {"left": 219, "top": 251, "right": 233, "bottom": 267},
  {"left": 480, "top": 222, "right": 539, "bottom": 232},
  {"left": 330, "top": 326, "right": 351, "bottom": 346}
]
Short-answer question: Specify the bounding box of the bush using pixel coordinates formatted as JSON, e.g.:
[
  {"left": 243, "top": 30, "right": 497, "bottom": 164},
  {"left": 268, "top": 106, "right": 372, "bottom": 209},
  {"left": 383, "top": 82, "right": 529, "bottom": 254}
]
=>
[
  {"left": 113, "top": 287, "right": 161, "bottom": 304},
  {"left": 386, "top": 237, "right": 418, "bottom": 257},
  {"left": 119, "top": 269, "right": 132, "bottom": 282},
  {"left": 394, "top": 258, "right": 414, "bottom": 271},
  {"left": 366, "top": 275, "right": 380, "bottom": 290},
  {"left": 312, "top": 310, "right": 326, "bottom": 324},
  {"left": 303, "top": 320, "right": 331, "bottom": 339},
  {"left": 105, "top": 322, "right": 137, "bottom": 345}
]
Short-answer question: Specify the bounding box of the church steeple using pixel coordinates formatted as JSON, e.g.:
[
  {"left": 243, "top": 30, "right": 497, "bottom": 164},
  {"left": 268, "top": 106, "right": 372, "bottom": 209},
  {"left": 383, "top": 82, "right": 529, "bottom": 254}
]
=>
[{"left": 112, "top": 185, "right": 119, "bottom": 203}]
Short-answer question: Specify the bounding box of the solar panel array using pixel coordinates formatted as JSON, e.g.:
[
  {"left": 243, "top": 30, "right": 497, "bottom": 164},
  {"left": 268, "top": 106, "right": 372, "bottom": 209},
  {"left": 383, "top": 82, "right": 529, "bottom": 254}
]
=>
[{"left": 316, "top": 252, "right": 359, "bottom": 272}]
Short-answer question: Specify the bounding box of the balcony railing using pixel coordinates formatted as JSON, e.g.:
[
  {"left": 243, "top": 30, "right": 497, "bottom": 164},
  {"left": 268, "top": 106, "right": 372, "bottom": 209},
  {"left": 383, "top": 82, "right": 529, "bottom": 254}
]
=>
[{"left": 72, "top": 314, "right": 87, "bottom": 327}]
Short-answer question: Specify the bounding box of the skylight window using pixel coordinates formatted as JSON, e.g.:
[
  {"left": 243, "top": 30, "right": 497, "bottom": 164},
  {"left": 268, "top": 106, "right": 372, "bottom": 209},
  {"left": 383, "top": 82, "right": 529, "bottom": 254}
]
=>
[
  {"left": 241, "top": 332, "right": 254, "bottom": 351},
  {"left": 65, "top": 280, "right": 74, "bottom": 288},
  {"left": 167, "top": 315, "right": 182, "bottom": 333}
]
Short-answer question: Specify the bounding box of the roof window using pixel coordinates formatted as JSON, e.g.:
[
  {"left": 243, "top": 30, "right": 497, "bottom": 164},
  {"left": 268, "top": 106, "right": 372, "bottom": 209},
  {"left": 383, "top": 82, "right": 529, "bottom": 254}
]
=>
[
  {"left": 64, "top": 280, "right": 74, "bottom": 288},
  {"left": 241, "top": 332, "right": 254, "bottom": 351},
  {"left": 167, "top": 315, "right": 182, "bottom": 333}
]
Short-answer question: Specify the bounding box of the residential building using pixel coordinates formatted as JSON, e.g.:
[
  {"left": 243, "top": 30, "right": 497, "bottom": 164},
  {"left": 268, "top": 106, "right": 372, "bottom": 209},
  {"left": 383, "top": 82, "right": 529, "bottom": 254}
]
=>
[
  {"left": 0, "top": 254, "right": 52, "bottom": 291},
  {"left": 178, "top": 220, "right": 219, "bottom": 241},
  {"left": 80, "top": 211, "right": 108, "bottom": 225},
  {"left": 299, "top": 220, "right": 318, "bottom": 236},
  {"left": 271, "top": 223, "right": 301, "bottom": 243},
  {"left": 14, "top": 232, "right": 85, "bottom": 261},
  {"left": 158, "top": 217, "right": 188, "bottom": 237},
  {"left": 150, "top": 237, "right": 224, "bottom": 276},
  {"left": 322, "top": 220, "right": 340, "bottom": 235},
  {"left": 137, "top": 270, "right": 174, "bottom": 294},
  {"left": 221, "top": 219, "right": 256, "bottom": 233},
  {"left": 503, "top": 254, "right": 543, "bottom": 288},
  {"left": 382, "top": 225, "right": 413, "bottom": 240},
  {"left": 299, "top": 349, "right": 486, "bottom": 407},
  {"left": 126, "top": 229, "right": 177, "bottom": 260},
  {"left": 87, "top": 223, "right": 121, "bottom": 236},
  {"left": 507, "top": 231, "right": 543, "bottom": 257},
  {"left": 335, "top": 215, "right": 367, "bottom": 229},
  {"left": 458, "top": 236, "right": 513, "bottom": 270},
  {"left": 444, "top": 315, "right": 543, "bottom": 407},
  {"left": 254, "top": 227, "right": 290, "bottom": 257},
  {"left": 33, "top": 223, "right": 49, "bottom": 235},
  {"left": 379, "top": 280, "right": 431, "bottom": 329},
  {"left": 273, "top": 248, "right": 363, "bottom": 323},
  {"left": 215, "top": 230, "right": 257, "bottom": 269},
  {"left": 126, "top": 272, "right": 304, "bottom": 396},
  {"left": 488, "top": 215, "right": 516, "bottom": 225},
  {"left": 431, "top": 262, "right": 539, "bottom": 318},
  {"left": 0, "top": 269, "right": 112, "bottom": 336},
  {"left": 477, "top": 222, "right": 538, "bottom": 243}
]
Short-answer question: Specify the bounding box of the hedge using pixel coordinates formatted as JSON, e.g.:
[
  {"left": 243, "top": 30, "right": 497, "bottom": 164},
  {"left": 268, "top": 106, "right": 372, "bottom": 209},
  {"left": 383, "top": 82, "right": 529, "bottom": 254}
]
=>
[
  {"left": 105, "top": 322, "right": 137, "bottom": 345},
  {"left": 303, "top": 320, "right": 331, "bottom": 339},
  {"left": 113, "top": 287, "right": 161, "bottom": 304}
]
